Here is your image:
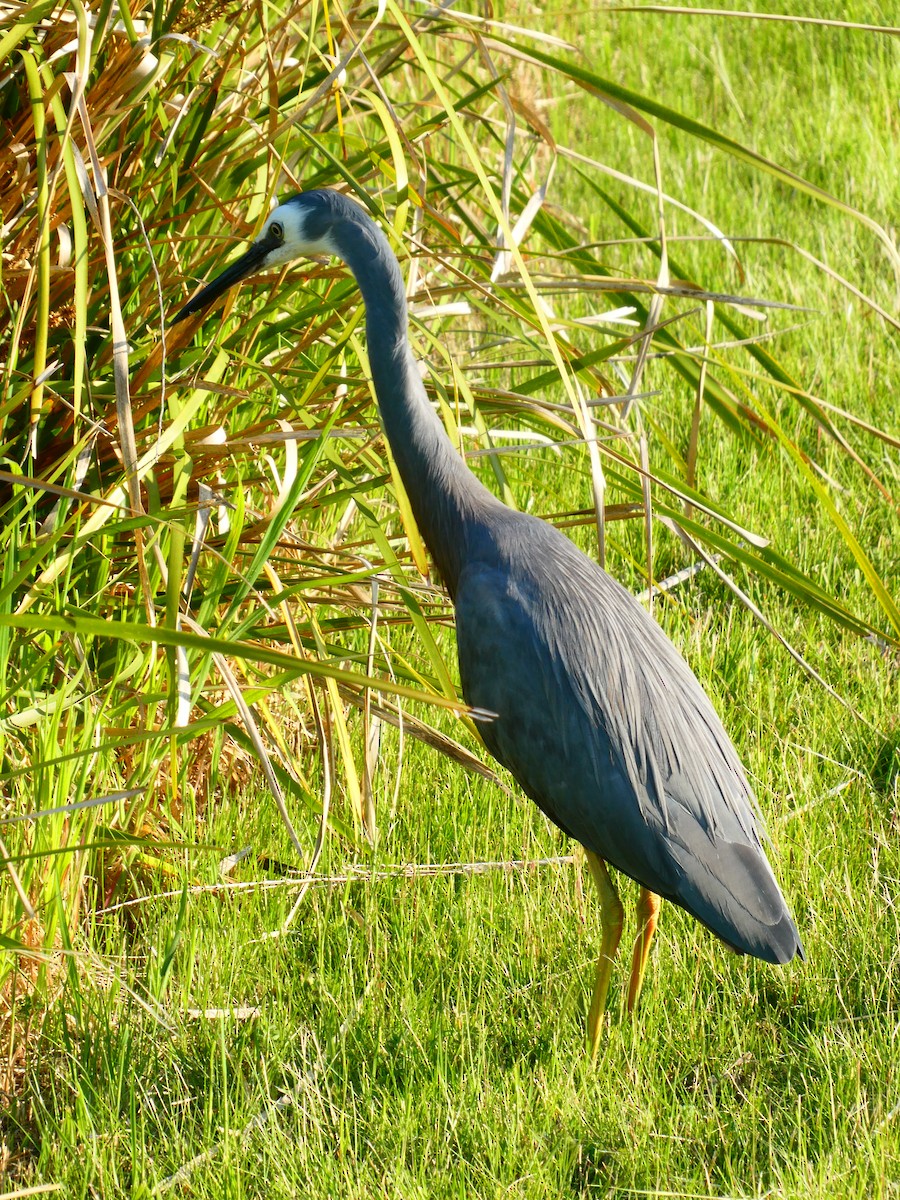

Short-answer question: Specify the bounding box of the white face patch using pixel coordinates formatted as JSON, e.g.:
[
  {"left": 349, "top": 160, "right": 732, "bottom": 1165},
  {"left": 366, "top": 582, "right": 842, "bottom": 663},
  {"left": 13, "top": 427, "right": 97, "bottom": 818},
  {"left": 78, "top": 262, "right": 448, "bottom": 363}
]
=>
[{"left": 259, "top": 202, "right": 336, "bottom": 267}]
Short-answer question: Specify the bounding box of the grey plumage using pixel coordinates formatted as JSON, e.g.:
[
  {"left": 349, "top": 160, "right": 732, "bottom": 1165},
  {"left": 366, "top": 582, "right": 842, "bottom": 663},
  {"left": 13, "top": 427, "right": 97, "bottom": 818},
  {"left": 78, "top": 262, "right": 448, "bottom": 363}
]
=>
[
  {"left": 455, "top": 523, "right": 799, "bottom": 964},
  {"left": 174, "top": 188, "right": 803, "bottom": 1033}
]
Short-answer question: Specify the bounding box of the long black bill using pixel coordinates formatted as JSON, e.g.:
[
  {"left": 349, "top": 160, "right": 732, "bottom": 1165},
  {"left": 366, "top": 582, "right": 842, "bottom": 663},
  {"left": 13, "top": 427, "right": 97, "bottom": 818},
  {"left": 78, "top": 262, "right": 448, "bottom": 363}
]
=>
[{"left": 171, "top": 229, "right": 278, "bottom": 325}]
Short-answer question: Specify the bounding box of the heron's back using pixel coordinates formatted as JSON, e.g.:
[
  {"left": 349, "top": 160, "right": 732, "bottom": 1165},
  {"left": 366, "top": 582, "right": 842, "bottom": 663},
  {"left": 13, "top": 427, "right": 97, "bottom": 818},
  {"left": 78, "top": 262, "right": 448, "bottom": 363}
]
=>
[{"left": 453, "top": 506, "right": 803, "bottom": 965}]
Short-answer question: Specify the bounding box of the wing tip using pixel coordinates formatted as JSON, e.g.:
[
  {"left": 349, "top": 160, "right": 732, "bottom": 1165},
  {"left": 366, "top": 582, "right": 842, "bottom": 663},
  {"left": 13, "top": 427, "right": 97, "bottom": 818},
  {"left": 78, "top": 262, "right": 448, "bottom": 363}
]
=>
[{"left": 757, "top": 914, "right": 805, "bottom": 966}]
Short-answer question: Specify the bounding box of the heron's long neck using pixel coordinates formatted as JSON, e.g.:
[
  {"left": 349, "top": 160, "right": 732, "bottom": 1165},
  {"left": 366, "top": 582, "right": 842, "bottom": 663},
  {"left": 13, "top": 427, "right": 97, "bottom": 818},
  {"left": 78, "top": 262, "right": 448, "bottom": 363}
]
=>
[{"left": 333, "top": 215, "right": 500, "bottom": 595}]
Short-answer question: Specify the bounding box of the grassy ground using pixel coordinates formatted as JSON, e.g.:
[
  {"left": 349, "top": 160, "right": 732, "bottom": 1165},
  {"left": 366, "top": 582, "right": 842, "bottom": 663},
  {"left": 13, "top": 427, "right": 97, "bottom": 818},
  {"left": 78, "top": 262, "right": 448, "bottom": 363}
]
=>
[{"left": 4, "top": 1, "right": 900, "bottom": 1196}]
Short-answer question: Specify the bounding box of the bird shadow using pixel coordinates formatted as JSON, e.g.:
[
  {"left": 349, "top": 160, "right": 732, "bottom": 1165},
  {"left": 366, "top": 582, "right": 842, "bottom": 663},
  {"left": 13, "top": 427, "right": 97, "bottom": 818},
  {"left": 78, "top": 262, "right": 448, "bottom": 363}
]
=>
[{"left": 868, "top": 726, "right": 900, "bottom": 800}]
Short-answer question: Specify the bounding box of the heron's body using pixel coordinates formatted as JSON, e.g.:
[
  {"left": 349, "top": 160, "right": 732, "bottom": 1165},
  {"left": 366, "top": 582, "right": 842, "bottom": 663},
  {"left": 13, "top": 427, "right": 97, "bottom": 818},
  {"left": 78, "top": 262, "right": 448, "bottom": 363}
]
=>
[{"left": 174, "top": 188, "right": 803, "bottom": 1041}]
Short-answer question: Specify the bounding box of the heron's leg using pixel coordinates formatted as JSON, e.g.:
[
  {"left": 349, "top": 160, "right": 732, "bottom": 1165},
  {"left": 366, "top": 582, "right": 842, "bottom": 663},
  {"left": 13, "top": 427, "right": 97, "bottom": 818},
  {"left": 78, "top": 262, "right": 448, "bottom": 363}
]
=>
[
  {"left": 584, "top": 850, "right": 624, "bottom": 1054},
  {"left": 626, "top": 887, "right": 661, "bottom": 1013}
]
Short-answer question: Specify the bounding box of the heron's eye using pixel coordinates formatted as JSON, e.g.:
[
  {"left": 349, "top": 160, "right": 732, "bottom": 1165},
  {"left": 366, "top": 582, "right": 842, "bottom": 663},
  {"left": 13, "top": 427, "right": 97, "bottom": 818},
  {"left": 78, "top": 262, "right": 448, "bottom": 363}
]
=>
[{"left": 269, "top": 221, "right": 284, "bottom": 243}]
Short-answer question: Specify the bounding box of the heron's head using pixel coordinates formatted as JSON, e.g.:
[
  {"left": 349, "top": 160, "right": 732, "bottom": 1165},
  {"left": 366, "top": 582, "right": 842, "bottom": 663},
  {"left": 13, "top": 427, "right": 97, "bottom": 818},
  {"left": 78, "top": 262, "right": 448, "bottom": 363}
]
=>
[{"left": 171, "top": 193, "right": 338, "bottom": 325}]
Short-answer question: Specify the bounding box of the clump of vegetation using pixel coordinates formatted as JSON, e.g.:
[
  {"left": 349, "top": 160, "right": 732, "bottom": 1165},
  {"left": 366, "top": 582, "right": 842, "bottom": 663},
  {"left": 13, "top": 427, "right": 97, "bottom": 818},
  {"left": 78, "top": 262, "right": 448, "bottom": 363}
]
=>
[{"left": 1, "top": 0, "right": 898, "bottom": 1194}]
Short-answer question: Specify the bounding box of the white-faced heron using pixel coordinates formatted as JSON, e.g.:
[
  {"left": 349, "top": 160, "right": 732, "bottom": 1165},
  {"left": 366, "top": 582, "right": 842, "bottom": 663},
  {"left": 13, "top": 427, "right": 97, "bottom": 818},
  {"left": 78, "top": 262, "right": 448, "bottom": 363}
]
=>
[{"left": 173, "top": 189, "right": 804, "bottom": 1049}]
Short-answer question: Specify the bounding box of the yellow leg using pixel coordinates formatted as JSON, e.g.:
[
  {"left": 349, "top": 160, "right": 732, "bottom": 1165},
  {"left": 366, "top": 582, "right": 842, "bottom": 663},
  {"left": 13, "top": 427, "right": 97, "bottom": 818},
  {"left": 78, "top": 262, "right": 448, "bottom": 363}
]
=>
[
  {"left": 584, "top": 851, "right": 624, "bottom": 1055},
  {"left": 626, "top": 887, "right": 661, "bottom": 1014}
]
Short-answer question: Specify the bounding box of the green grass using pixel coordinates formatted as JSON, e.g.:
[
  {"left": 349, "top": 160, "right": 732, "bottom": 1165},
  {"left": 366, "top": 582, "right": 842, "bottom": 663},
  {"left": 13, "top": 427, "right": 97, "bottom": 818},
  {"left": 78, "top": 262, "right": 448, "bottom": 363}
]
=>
[
  {"left": 3, "top": 0, "right": 900, "bottom": 1195},
  {"left": 25, "top": 689, "right": 900, "bottom": 1197}
]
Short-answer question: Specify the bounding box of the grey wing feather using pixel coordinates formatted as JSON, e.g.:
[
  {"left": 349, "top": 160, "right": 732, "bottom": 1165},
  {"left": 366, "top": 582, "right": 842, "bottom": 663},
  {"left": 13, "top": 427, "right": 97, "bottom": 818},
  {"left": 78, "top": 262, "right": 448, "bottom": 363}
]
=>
[{"left": 455, "top": 515, "right": 803, "bottom": 965}]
